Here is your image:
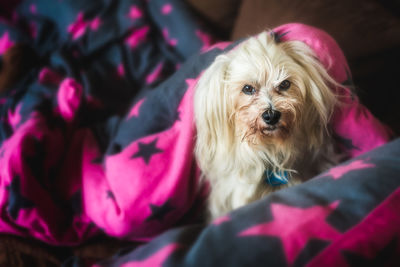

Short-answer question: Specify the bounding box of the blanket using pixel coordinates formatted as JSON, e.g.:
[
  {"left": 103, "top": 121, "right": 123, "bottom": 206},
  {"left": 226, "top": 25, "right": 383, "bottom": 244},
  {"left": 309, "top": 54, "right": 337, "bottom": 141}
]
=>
[
  {"left": 0, "top": 0, "right": 216, "bottom": 245},
  {"left": 96, "top": 138, "right": 400, "bottom": 267},
  {"left": 0, "top": 0, "right": 393, "bottom": 256}
]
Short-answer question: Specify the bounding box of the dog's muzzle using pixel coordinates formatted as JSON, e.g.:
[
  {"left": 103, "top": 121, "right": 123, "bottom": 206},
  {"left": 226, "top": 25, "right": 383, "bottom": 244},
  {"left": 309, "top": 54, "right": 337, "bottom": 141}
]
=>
[{"left": 262, "top": 109, "right": 281, "bottom": 125}]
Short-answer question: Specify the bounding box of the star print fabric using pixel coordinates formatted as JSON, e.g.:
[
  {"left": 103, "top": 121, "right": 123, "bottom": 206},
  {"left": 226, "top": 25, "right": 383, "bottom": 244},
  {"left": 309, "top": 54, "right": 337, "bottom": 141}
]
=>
[
  {"left": 0, "top": 0, "right": 216, "bottom": 245},
  {"left": 97, "top": 138, "right": 400, "bottom": 267},
  {"left": 0, "top": 2, "right": 393, "bottom": 261}
]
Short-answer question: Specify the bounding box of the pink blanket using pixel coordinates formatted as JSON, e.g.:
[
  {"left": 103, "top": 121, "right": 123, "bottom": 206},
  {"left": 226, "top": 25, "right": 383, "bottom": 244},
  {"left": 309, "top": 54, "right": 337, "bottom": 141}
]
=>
[{"left": 0, "top": 20, "right": 391, "bottom": 245}]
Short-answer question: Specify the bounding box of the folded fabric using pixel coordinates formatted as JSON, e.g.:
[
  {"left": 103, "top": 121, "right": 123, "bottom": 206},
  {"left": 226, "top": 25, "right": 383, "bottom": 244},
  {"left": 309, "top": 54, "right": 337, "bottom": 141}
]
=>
[{"left": 0, "top": 0, "right": 391, "bottom": 246}]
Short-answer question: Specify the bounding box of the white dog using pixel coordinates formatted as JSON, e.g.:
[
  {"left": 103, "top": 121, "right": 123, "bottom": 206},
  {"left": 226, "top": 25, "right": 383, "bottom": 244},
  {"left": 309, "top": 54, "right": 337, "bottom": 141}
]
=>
[{"left": 194, "top": 31, "right": 343, "bottom": 220}]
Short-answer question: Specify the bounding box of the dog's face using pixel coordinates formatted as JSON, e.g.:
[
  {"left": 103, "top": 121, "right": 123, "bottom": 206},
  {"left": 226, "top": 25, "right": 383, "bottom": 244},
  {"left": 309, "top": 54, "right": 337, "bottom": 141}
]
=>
[
  {"left": 227, "top": 43, "right": 307, "bottom": 147},
  {"left": 194, "top": 31, "right": 338, "bottom": 175}
]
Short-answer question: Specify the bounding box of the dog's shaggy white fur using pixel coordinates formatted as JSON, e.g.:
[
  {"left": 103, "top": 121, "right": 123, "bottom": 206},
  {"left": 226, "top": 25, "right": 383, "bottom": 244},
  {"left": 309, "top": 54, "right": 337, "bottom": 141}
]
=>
[{"left": 194, "top": 31, "right": 343, "bottom": 220}]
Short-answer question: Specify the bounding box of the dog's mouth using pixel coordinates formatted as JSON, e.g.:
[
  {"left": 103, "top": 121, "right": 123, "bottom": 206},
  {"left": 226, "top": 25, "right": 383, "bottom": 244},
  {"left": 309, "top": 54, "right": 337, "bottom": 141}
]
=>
[
  {"left": 262, "top": 125, "right": 278, "bottom": 132},
  {"left": 260, "top": 123, "right": 290, "bottom": 138}
]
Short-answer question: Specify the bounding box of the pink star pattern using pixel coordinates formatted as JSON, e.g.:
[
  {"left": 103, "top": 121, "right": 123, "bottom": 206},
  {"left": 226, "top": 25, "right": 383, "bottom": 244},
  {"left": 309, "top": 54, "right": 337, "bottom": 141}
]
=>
[
  {"left": 128, "top": 6, "right": 143, "bottom": 19},
  {"left": 325, "top": 159, "right": 375, "bottom": 180},
  {"left": 201, "top": 41, "right": 232, "bottom": 53},
  {"left": 307, "top": 189, "right": 400, "bottom": 266},
  {"left": 0, "top": 32, "right": 14, "bottom": 55},
  {"left": 195, "top": 30, "right": 213, "bottom": 51},
  {"left": 67, "top": 13, "right": 102, "bottom": 40},
  {"left": 120, "top": 243, "right": 180, "bottom": 267},
  {"left": 146, "top": 63, "right": 164, "bottom": 84},
  {"left": 117, "top": 63, "right": 125, "bottom": 77},
  {"left": 161, "top": 4, "right": 173, "bottom": 15},
  {"left": 127, "top": 98, "right": 145, "bottom": 119},
  {"left": 126, "top": 26, "right": 149, "bottom": 48},
  {"left": 162, "top": 28, "right": 177, "bottom": 46},
  {"left": 89, "top": 17, "right": 101, "bottom": 31},
  {"left": 7, "top": 103, "right": 22, "bottom": 130},
  {"left": 67, "top": 12, "right": 87, "bottom": 40},
  {"left": 239, "top": 201, "right": 341, "bottom": 265},
  {"left": 212, "top": 215, "right": 230, "bottom": 226},
  {"left": 184, "top": 78, "right": 197, "bottom": 92}
]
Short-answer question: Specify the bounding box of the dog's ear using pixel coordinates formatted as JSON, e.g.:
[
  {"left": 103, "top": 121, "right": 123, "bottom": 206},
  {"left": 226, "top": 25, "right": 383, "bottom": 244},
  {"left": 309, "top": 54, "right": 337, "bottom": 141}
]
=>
[
  {"left": 282, "top": 41, "right": 338, "bottom": 147},
  {"left": 194, "top": 54, "right": 234, "bottom": 172}
]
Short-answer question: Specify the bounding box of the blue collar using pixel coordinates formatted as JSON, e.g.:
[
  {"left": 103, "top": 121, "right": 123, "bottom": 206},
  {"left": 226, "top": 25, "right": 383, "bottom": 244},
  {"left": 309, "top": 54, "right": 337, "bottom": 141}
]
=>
[{"left": 264, "top": 169, "right": 289, "bottom": 186}]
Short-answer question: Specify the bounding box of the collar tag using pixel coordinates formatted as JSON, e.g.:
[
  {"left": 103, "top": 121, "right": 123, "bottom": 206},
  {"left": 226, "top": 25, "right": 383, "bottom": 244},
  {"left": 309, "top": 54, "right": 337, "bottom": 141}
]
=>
[{"left": 264, "top": 170, "right": 289, "bottom": 186}]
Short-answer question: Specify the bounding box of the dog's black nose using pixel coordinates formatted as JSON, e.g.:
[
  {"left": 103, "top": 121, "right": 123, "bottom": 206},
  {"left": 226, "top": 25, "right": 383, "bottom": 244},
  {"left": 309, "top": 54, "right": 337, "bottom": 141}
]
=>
[{"left": 262, "top": 109, "right": 281, "bottom": 125}]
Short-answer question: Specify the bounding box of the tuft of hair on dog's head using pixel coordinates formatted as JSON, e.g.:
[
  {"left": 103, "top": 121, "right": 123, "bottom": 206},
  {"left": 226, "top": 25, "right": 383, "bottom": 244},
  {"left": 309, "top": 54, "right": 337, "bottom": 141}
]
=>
[{"left": 194, "top": 31, "right": 340, "bottom": 185}]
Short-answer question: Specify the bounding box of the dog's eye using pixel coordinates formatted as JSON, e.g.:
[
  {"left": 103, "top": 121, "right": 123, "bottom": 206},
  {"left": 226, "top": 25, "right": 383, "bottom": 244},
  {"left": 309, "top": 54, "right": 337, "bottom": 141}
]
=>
[
  {"left": 242, "top": 84, "right": 256, "bottom": 95},
  {"left": 278, "top": 80, "right": 291, "bottom": 91}
]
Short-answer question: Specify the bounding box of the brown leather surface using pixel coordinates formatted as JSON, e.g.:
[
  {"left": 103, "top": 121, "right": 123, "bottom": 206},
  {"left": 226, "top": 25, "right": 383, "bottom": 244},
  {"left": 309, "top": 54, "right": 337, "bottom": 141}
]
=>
[
  {"left": 231, "top": 0, "right": 400, "bottom": 61},
  {"left": 0, "top": 43, "right": 38, "bottom": 94},
  {"left": 0, "top": 234, "right": 138, "bottom": 266},
  {"left": 186, "top": 0, "right": 242, "bottom": 35},
  {"left": 0, "top": 235, "right": 61, "bottom": 267}
]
